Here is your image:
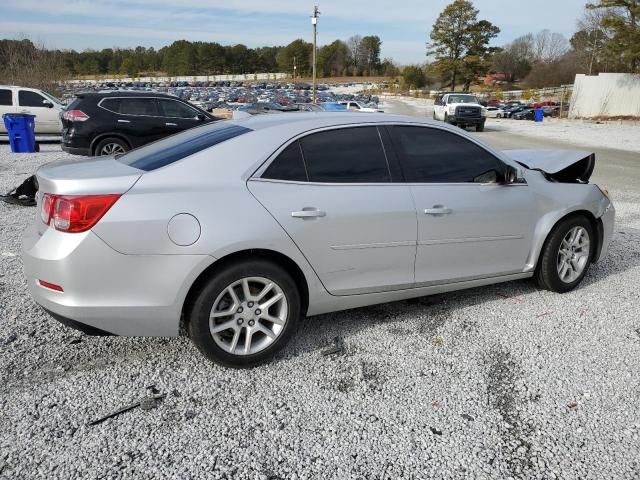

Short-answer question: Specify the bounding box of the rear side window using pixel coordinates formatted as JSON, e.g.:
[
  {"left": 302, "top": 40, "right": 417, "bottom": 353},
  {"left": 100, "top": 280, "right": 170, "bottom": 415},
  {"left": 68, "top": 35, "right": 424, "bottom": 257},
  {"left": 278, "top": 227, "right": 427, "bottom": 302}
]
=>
[
  {"left": 119, "top": 98, "right": 158, "bottom": 116},
  {"left": 100, "top": 98, "right": 121, "bottom": 113},
  {"left": 262, "top": 141, "right": 307, "bottom": 181},
  {"left": 158, "top": 99, "right": 198, "bottom": 118},
  {"left": 0, "top": 89, "right": 12, "bottom": 106},
  {"left": 299, "top": 127, "right": 390, "bottom": 183},
  {"left": 388, "top": 126, "right": 505, "bottom": 183},
  {"left": 18, "top": 90, "right": 46, "bottom": 107},
  {"left": 117, "top": 123, "right": 252, "bottom": 171}
]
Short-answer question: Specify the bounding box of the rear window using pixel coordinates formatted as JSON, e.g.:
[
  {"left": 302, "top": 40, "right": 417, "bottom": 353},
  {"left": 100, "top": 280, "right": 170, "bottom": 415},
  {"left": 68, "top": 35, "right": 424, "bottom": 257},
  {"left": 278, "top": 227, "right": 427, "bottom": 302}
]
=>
[{"left": 117, "top": 122, "right": 252, "bottom": 171}]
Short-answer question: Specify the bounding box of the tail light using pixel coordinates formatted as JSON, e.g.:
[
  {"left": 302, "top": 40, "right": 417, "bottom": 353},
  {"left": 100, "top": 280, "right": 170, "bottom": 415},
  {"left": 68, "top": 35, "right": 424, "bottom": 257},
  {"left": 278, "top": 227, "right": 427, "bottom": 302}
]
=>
[
  {"left": 62, "top": 110, "right": 90, "bottom": 122},
  {"left": 41, "top": 194, "right": 121, "bottom": 233}
]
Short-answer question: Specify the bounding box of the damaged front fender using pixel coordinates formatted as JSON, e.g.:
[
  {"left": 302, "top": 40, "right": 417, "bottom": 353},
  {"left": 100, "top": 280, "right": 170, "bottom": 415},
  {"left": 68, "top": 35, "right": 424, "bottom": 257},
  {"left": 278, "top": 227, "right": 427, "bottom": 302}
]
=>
[{"left": 503, "top": 149, "right": 595, "bottom": 183}]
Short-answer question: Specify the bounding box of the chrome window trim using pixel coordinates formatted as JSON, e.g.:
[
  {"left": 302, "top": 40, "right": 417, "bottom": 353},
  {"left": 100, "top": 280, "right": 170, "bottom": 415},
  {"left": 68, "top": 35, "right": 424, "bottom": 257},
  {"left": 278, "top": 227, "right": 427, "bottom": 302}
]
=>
[{"left": 252, "top": 121, "right": 527, "bottom": 186}]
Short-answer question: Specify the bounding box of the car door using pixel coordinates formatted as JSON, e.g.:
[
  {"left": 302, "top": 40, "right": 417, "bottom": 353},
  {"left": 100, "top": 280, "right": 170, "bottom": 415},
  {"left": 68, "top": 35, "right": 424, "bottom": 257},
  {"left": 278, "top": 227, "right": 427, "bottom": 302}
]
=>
[
  {"left": 114, "top": 97, "right": 165, "bottom": 147},
  {"left": 385, "top": 124, "right": 536, "bottom": 286},
  {"left": 157, "top": 98, "right": 206, "bottom": 134},
  {"left": 17, "top": 90, "right": 60, "bottom": 133},
  {"left": 248, "top": 126, "right": 417, "bottom": 296},
  {"left": 433, "top": 95, "right": 443, "bottom": 120},
  {"left": 0, "top": 88, "right": 16, "bottom": 133}
]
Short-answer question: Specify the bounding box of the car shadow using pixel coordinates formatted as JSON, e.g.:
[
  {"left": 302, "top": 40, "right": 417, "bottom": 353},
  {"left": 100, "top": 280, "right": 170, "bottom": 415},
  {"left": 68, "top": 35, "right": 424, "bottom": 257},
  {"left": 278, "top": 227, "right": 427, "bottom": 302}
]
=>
[{"left": 281, "top": 227, "right": 639, "bottom": 360}]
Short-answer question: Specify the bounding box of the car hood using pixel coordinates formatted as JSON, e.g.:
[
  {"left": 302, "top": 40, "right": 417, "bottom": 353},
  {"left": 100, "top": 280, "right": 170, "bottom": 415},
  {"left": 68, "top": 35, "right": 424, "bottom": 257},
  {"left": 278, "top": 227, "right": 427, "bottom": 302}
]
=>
[{"left": 503, "top": 149, "right": 595, "bottom": 183}]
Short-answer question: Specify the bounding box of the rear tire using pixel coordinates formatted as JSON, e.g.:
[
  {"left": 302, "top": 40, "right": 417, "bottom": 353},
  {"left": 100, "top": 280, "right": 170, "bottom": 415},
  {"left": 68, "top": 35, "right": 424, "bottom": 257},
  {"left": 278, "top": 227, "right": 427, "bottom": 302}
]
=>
[
  {"left": 535, "top": 215, "right": 594, "bottom": 293},
  {"left": 188, "top": 259, "right": 301, "bottom": 368},
  {"left": 94, "top": 137, "right": 129, "bottom": 156}
]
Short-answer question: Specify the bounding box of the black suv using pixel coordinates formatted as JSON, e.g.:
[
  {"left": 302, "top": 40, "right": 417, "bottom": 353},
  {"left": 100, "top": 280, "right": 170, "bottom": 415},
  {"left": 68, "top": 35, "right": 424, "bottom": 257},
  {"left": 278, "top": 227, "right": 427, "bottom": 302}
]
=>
[{"left": 61, "top": 92, "right": 219, "bottom": 156}]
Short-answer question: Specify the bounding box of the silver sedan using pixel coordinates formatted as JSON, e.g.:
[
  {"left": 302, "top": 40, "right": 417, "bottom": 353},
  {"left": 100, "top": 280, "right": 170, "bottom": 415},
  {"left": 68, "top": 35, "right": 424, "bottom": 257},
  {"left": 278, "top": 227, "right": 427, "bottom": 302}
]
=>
[{"left": 23, "top": 113, "right": 615, "bottom": 367}]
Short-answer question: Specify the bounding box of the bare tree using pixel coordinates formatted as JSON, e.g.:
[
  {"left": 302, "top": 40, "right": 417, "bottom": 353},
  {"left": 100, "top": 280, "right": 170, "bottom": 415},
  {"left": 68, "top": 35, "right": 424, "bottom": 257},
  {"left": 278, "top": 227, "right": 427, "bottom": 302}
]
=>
[
  {"left": 0, "top": 38, "right": 67, "bottom": 93},
  {"left": 533, "top": 30, "right": 569, "bottom": 62},
  {"left": 347, "top": 35, "right": 363, "bottom": 75}
]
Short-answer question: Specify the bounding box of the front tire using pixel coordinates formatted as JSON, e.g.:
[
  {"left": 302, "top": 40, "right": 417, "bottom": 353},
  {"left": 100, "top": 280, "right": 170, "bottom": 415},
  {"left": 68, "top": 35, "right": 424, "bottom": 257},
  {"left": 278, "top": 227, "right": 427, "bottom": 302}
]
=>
[
  {"left": 535, "top": 215, "right": 594, "bottom": 293},
  {"left": 188, "top": 259, "right": 301, "bottom": 367},
  {"left": 476, "top": 121, "right": 485, "bottom": 132}
]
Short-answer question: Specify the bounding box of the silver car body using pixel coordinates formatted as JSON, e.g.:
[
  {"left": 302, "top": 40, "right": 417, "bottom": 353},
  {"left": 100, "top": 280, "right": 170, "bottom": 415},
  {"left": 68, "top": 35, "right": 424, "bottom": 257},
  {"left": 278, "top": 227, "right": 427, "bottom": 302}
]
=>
[{"left": 23, "top": 113, "right": 615, "bottom": 336}]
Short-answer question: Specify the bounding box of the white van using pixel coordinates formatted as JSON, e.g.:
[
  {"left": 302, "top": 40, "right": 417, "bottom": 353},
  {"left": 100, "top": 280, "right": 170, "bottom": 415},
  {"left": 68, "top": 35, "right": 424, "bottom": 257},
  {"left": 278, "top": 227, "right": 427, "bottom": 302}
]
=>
[{"left": 0, "top": 86, "right": 64, "bottom": 135}]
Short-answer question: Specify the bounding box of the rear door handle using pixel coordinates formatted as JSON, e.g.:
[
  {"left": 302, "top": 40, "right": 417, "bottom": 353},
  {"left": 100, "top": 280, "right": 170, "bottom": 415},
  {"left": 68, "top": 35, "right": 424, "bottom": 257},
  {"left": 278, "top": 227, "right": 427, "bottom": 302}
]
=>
[
  {"left": 291, "top": 208, "right": 326, "bottom": 219},
  {"left": 165, "top": 122, "right": 177, "bottom": 126},
  {"left": 424, "top": 207, "right": 452, "bottom": 215},
  {"left": 117, "top": 119, "right": 130, "bottom": 123}
]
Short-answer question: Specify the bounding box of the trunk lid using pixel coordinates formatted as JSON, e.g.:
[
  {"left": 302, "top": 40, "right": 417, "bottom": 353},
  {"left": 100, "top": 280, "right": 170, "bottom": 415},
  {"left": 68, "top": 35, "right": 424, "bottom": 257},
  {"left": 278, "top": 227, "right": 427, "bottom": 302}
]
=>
[
  {"left": 36, "top": 156, "right": 143, "bottom": 196},
  {"left": 503, "top": 149, "right": 595, "bottom": 183}
]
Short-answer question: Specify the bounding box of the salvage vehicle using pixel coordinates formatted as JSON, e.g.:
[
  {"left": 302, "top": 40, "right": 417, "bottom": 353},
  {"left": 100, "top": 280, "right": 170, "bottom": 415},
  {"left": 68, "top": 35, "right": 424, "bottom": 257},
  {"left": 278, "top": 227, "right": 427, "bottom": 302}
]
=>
[
  {"left": 337, "top": 101, "right": 383, "bottom": 113},
  {"left": 0, "top": 85, "right": 65, "bottom": 135},
  {"left": 433, "top": 92, "right": 487, "bottom": 131},
  {"left": 23, "top": 113, "right": 615, "bottom": 367},
  {"left": 60, "top": 92, "right": 219, "bottom": 156}
]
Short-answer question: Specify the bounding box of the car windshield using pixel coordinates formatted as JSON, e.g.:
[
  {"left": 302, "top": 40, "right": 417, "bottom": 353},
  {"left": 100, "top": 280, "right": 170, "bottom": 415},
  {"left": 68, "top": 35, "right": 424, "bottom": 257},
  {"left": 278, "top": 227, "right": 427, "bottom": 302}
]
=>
[
  {"left": 448, "top": 95, "right": 478, "bottom": 104},
  {"left": 117, "top": 121, "right": 252, "bottom": 171},
  {"left": 41, "top": 91, "right": 64, "bottom": 106}
]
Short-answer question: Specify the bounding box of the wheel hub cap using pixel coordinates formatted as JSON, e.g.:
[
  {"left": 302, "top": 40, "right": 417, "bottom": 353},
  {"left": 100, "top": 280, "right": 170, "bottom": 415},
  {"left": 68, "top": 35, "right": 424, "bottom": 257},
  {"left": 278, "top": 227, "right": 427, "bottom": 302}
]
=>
[
  {"left": 557, "top": 226, "right": 590, "bottom": 284},
  {"left": 209, "top": 277, "right": 288, "bottom": 356}
]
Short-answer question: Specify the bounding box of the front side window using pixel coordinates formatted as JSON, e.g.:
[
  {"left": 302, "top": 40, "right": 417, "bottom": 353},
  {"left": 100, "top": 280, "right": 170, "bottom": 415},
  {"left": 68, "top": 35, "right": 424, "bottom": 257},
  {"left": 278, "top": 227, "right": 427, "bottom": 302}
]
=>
[
  {"left": 158, "top": 99, "right": 198, "bottom": 118},
  {"left": 0, "top": 89, "right": 12, "bottom": 106},
  {"left": 118, "top": 98, "right": 159, "bottom": 116},
  {"left": 299, "top": 127, "right": 390, "bottom": 183},
  {"left": 18, "top": 91, "right": 47, "bottom": 107},
  {"left": 388, "top": 126, "right": 506, "bottom": 183}
]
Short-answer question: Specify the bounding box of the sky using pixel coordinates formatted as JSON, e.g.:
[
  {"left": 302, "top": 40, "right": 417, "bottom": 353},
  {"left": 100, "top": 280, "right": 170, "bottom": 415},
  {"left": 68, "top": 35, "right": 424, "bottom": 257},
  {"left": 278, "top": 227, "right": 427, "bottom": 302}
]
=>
[{"left": 2, "top": 0, "right": 588, "bottom": 65}]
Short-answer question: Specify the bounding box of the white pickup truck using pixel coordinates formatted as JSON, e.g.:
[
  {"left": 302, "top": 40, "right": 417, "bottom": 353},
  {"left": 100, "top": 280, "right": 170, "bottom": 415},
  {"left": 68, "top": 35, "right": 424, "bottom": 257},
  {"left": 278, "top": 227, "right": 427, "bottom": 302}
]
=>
[
  {"left": 338, "top": 101, "right": 384, "bottom": 113},
  {"left": 0, "top": 85, "right": 65, "bottom": 134},
  {"left": 433, "top": 92, "right": 487, "bottom": 131}
]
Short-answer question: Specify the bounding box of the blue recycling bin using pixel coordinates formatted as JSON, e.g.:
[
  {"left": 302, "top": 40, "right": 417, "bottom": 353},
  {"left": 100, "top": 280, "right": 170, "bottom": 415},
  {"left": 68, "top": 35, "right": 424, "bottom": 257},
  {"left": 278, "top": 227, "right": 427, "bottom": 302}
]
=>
[
  {"left": 534, "top": 108, "right": 544, "bottom": 122},
  {"left": 2, "top": 113, "right": 38, "bottom": 153}
]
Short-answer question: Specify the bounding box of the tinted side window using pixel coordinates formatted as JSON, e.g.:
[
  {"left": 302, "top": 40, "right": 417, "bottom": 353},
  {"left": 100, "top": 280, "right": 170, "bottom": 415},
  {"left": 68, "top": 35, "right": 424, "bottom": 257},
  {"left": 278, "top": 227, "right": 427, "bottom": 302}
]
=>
[
  {"left": 389, "top": 126, "right": 506, "bottom": 183},
  {"left": 262, "top": 141, "right": 307, "bottom": 181},
  {"left": 100, "top": 98, "right": 121, "bottom": 113},
  {"left": 0, "top": 89, "right": 12, "bottom": 106},
  {"left": 158, "top": 99, "right": 198, "bottom": 118},
  {"left": 119, "top": 98, "right": 158, "bottom": 116},
  {"left": 300, "top": 127, "right": 390, "bottom": 183},
  {"left": 18, "top": 91, "right": 46, "bottom": 107}
]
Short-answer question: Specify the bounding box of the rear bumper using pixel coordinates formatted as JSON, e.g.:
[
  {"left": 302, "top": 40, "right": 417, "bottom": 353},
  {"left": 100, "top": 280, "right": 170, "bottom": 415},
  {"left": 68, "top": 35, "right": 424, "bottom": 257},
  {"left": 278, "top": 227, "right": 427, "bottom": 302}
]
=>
[
  {"left": 22, "top": 224, "right": 213, "bottom": 336},
  {"left": 61, "top": 145, "right": 90, "bottom": 156}
]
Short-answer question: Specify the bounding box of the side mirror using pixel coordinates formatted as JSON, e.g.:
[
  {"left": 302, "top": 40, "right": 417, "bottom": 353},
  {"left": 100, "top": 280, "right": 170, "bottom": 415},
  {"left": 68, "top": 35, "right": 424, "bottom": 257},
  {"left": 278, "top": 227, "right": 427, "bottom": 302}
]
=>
[
  {"left": 503, "top": 166, "right": 519, "bottom": 184},
  {"left": 196, "top": 113, "right": 206, "bottom": 121},
  {"left": 43, "top": 100, "right": 54, "bottom": 108}
]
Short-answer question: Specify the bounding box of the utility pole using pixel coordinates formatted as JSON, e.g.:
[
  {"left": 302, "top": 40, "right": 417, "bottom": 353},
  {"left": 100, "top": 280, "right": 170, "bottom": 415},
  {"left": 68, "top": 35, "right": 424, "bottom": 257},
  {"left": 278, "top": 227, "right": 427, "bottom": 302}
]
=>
[{"left": 311, "top": 6, "right": 320, "bottom": 103}]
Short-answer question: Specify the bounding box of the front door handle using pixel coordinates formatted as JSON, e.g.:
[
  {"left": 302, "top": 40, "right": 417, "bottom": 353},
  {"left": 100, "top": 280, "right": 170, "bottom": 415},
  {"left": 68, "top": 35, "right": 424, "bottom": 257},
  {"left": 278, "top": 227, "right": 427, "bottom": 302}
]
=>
[
  {"left": 291, "top": 208, "right": 326, "bottom": 219},
  {"left": 117, "top": 119, "right": 130, "bottom": 123},
  {"left": 424, "top": 206, "right": 452, "bottom": 215},
  {"left": 165, "top": 122, "right": 177, "bottom": 126}
]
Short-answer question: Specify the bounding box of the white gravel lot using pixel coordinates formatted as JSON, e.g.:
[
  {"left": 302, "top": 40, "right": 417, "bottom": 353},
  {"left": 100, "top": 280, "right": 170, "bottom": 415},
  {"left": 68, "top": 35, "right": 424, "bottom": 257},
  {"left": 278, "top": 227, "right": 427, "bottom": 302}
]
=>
[{"left": 1, "top": 144, "right": 640, "bottom": 480}]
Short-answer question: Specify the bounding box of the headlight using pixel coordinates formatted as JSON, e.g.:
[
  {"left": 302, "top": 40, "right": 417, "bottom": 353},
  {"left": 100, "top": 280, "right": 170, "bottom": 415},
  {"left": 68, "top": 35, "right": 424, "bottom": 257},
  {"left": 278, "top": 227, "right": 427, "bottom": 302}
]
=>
[
  {"left": 481, "top": 107, "right": 488, "bottom": 117},
  {"left": 448, "top": 106, "right": 456, "bottom": 114}
]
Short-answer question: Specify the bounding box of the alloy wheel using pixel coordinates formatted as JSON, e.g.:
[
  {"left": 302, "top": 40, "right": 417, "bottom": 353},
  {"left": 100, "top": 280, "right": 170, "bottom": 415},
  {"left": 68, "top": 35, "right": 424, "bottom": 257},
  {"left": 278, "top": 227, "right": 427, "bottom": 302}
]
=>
[
  {"left": 100, "top": 143, "right": 126, "bottom": 155},
  {"left": 557, "top": 226, "right": 590, "bottom": 283},
  {"left": 209, "top": 276, "right": 288, "bottom": 355}
]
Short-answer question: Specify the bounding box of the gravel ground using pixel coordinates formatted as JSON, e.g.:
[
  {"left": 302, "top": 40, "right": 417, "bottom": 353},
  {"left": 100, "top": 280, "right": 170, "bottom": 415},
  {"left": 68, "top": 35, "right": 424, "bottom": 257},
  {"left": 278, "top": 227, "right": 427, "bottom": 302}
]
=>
[{"left": 1, "top": 143, "right": 640, "bottom": 480}]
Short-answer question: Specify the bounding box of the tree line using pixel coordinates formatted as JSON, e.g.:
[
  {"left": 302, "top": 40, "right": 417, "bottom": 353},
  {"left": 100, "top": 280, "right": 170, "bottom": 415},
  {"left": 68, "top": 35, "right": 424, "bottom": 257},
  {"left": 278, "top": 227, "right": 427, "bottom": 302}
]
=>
[
  {"left": 0, "top": 35, "right": 392, "bottom": 80},
  {"left": 401, "top": 0, "right": 639, "bottom": 91}
]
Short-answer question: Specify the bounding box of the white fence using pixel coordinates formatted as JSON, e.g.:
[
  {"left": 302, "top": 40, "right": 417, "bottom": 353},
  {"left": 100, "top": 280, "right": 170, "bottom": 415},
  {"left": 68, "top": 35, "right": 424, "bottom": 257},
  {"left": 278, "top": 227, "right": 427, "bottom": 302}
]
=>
[
  {"left": 68, "top": 73, "right": 289, "bottom": 84},
  {"left": 569, "top": 73, "right": 640, "bottom": 119}
]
